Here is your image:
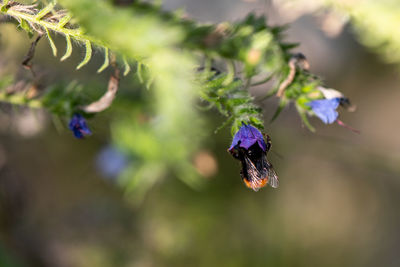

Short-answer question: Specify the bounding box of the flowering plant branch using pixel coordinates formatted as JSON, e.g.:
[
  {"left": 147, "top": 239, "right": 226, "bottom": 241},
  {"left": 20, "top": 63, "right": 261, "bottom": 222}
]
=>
[{"left": 0, "top": 0, "right": 356, "bottom": 196}]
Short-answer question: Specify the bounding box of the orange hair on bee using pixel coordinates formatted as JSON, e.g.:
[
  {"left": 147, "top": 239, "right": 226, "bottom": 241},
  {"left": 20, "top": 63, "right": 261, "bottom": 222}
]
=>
[{"left": 243, "top": 177, "right": 268, "bottom": 191}]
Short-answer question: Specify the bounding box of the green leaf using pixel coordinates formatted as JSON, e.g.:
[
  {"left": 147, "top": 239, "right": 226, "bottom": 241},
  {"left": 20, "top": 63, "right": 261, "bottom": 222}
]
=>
[
  {"left": 76, "top": 40, "right": 92, "bottom": 70},
  {"left": 18, "top": 19, "right": 34, "bottom": 38},
  {"left": 270, "top": 98, "right": 288, "bottom": 122},
  {"left": 0, "top": 0, "right": 10, "bottom": 12},
  {"left": 60, "top": 34, "right": 72, "bottom": 61},
  {"left": 214, "top": 116, "right": 234, "bottom": 134},
  {"left": 35, "top": 3, "right": 55, "bottom": 21},
  {"left": 97, "top": 47, "right": 109, "bottom": 73},
  {"left": 123, "top": 56, "right": 131, "bottom": 76},
  {"left": 45, "top": 27, "right": 57, "bottom": 57},
  {"left": 57, "top": 14, "right": 72, "bottom": 29},
  {"left": 222, "top": 61, "right": 235, "bottom": 86},
  {"left": 146, "top": 75, "right": 155, "bottom": 89},
  {"left": 249, "top": 116, "right": 264, "bottom": 129},
  {"left": 137, "top": 62, "right": 144, "bottom": 83},
  {"left": 295, "top": 103, "right": 315, "bottom": 132}
]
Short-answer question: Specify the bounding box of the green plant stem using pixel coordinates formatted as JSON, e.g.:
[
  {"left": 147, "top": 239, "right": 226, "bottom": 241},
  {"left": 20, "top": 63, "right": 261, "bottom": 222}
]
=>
[
  {"left": 6, "top": 9, "right": 96, "bottom": 43},
  {"left": 0, "top": 92, "right": 42, "bottom": 108}
]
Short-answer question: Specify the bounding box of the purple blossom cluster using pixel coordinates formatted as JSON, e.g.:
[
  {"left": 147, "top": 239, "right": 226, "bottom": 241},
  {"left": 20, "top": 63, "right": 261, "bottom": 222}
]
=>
[{"left": 68, "top": 114, "right": 91, "bottom": 139}]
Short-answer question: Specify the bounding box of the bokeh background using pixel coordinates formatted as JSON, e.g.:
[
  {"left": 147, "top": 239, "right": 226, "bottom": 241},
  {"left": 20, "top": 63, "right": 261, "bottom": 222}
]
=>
[{"left": 1, "top": 0, "right": 400, "bottom": 266}]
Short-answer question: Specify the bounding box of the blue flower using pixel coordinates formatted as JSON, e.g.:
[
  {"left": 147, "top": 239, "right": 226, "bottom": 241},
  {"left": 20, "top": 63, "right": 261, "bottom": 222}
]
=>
[
  {"left": 68, "top": 114, "right": 91, "bottom": 139},
  {"left": 229, "top": 123, "right": 267, "bottom": 152},
  {"left": 96, "top": 145, "right": 128, "bottom": 178},
  {"left": 306, "top": 97, "right": 341, "bottom": 124}
]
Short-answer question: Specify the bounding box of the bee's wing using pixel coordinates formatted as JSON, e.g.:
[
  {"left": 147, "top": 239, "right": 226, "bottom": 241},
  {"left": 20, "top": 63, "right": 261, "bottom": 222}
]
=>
[
  {"left": 254, "top": 154, "right": 279, "bottom": 189},
  {"left": 266, "top": 162, "right": 279, "bottom": 188},
  {"left": 243, "top": 156, "right": 268, "bottom": 191},
  {"left": 261, "top": 153, "right": 279, "bottom": 188}
]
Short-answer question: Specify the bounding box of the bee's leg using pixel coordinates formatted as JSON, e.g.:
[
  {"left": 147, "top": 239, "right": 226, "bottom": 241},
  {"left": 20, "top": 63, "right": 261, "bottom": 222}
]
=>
[
  {"left": 239, "top": 161, "right": 249, "bottom": 181},
  {"left": 228, "top": 147, "right": 240, "bottom": 160},
  {"left": 263, "top": 134, "right": 272, "bottom": 151}
]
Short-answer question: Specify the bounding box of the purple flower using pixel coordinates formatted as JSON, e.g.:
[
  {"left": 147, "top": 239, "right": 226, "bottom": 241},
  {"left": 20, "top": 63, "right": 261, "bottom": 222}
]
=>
[
  {"left": 306, "top": 97, "right": 341, "bottom": 124},
  {"left": 68, "top": 114, "right": 91, "bottom": 139},
  {"left": 229, "top": 123, "right": 267, "bottom": 152}
]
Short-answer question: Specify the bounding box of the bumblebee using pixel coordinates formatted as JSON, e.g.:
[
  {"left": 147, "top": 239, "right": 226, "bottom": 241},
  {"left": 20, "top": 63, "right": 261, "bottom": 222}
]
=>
[{"left": 228, "top": 123, "right": 278, "bottom": 191}]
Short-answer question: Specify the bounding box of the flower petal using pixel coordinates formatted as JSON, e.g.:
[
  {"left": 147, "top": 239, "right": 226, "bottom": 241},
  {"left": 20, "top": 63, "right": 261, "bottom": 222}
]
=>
[
  {"left": 68, "top": 114, "right": 91, "bottom": 138},
  {"left": 317, "top": 87, "right": 343, "bottom": 99},
  {"left": 229, "top": 123, "right": 267, "bottom": 151},
  {"left": 307, "top": 98, "right": 340, "bottom": 124},
  {"left": 72, "top": 128, "right": 84, "bottom": 139}
]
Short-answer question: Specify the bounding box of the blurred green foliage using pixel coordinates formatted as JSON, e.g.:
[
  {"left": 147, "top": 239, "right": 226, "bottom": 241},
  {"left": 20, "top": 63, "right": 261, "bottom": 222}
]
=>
[
  {"left": 329, "top": 0, "right": 400, "bottom": 64},
  {"left": 0, "top": 0, "right": 339, "bottom": 199},
  {"left": 277, "top": 0, "right": 400, "bottom": 65},
  {"left": 2, "top": 1, "right": 400, "bottom": 267}
]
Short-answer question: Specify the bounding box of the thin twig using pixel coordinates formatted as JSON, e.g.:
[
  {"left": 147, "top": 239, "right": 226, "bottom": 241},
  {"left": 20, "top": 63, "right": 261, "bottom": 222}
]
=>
[
  {"left": 22, "top": 34, "right": 43, "bottom": 77},
  {"left": 81, "top": 56, "right": 120, "bottom": 113},
  {"left": 276, "top": 53, "right": 309, "bottom": 97}
]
